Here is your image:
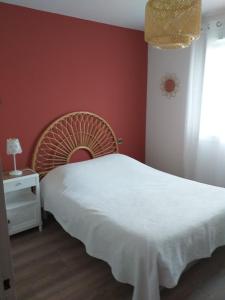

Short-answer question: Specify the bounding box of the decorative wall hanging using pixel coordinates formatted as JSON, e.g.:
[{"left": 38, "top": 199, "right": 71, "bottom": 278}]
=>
[
  {"left": 160, "top": 74, "right": 179, "bottom": 98},
  {"left": 144, "top": 0, "right": 201, "bottom": 49}
]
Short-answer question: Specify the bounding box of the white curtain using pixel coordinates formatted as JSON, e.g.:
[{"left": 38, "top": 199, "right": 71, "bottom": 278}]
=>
[{"left": 184, "top": 16, "right": 225, "bottom": 187}]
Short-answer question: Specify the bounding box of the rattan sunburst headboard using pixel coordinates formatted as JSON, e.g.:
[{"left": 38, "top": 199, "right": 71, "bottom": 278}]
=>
[{"left": 32, "top": 112, "right": 118, "bottom": 177}]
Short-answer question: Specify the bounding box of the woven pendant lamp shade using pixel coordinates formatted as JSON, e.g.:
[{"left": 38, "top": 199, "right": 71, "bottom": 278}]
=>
[{"left": 145, "top": 0, "right": 201, "bottom": 49}]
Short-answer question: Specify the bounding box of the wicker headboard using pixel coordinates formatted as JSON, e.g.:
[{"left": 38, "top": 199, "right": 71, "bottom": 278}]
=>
[{"left": 32, "top": 112, "right": 118, "bottom": 177}]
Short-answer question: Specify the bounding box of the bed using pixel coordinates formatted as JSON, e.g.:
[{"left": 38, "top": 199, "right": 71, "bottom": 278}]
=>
[{"left": 33, "top": 112, "right": 225, "bottom": 300}]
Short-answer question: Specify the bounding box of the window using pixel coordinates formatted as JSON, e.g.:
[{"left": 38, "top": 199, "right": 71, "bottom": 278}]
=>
[{"left": 199, "top": 38, "right": 225, "bottom": 142}]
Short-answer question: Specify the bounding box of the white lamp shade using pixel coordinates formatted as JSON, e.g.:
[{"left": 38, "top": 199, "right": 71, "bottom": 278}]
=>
[{"left": 6, "top": 138, "right": 22, "bottom": 155}]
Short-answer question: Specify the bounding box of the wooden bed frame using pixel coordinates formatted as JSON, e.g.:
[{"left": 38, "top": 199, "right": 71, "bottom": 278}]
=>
[{"left": 32, "top": 112, "right": 118, "bottom": 177}]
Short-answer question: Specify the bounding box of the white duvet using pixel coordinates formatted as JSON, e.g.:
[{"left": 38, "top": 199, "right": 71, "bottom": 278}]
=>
[{"left": 41, "top": 154, "right": 225, "bottom": 300}]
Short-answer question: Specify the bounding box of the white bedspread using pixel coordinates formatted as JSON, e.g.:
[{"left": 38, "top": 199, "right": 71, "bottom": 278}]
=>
[{"left": 41, "top": 154, "right": 225, "bottom": 300}]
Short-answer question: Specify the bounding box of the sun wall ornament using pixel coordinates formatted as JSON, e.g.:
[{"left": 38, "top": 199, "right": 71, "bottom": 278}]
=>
[{"left": 161, "top": 74, "right": 179, "bottom": 99}]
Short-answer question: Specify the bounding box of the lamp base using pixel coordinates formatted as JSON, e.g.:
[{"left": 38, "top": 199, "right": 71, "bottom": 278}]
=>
[{"left": 9, "top": 170, "right": 23, "bottom": 176}]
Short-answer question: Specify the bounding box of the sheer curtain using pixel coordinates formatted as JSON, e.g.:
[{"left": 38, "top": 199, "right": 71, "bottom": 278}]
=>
[{"left": 184, "top": 16, "right": 225, "bottom": 187}]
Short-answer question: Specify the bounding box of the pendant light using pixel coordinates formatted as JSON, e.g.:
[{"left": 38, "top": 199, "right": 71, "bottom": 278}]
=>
[{"left": 145, "top": 0, "right": 201, "bottom": 49}]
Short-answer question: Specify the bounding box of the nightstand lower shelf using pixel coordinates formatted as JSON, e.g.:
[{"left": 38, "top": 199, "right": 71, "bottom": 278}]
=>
[{"left": 8, "top": 206, "right": 41, "bottom": 235}]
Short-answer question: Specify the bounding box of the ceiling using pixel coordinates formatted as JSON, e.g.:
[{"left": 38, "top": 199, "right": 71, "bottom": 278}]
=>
[{"left": 2, "top": 0, "right": 225, "bottom": 30}]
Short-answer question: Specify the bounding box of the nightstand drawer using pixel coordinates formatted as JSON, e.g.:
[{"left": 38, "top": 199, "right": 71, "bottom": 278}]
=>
[
  {"left": 7, "top": 202, "right": 39, "bottom": 235},
  {"left": 3, "top": 176, "right": 36, "bottom": 193}
]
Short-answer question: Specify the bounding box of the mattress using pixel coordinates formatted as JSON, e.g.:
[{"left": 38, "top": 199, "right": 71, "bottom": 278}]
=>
[{"left": 41, "top": 154, "right": 225, "bottom": 300}]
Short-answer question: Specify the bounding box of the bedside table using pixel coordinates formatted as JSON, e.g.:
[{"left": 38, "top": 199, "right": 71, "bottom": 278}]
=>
[{"left": 3, "top": 169, "right": 42, "bottom": 236}]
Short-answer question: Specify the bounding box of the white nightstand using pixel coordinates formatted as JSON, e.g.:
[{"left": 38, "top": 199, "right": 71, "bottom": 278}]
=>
[{"left": 3, "top": 169, "right": 42, "bottom": 236}]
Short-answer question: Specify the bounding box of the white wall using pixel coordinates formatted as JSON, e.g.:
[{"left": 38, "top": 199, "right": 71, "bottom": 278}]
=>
[{"left": 145, "top": 46, "right": 192, "bottom": 177}]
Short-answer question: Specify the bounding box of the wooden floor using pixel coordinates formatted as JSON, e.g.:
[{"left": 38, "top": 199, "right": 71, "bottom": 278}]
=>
[{"left": 11, "top": 218, "right": 225, "bottom": 300}]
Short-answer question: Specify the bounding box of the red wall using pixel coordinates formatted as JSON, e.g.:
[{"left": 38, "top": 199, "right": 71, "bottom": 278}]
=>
[{"left": 0, "top": 3, "right": 147, "bottom": 171}]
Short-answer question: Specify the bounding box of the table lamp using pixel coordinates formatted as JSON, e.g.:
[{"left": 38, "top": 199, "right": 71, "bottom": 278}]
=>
[{"left": 6, "top": 138, "right": 23, "bottom": 176}]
